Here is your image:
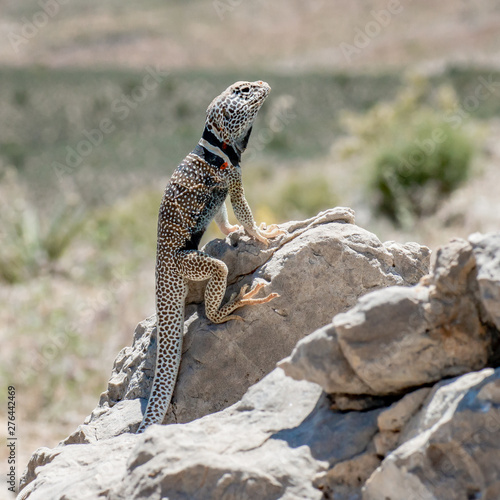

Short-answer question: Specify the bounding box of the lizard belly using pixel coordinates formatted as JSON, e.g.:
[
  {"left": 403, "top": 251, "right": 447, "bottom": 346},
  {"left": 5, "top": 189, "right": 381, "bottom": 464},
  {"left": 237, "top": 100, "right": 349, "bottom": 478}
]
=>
[
  {"left": 185, "top": 186, "right": 228, "bottom": 250},
  {"left": 159, "top": 182, "right": 228, "bottom": 251},
  {"left": 160, "top": 154, "right": 229, "bottom": 251}
]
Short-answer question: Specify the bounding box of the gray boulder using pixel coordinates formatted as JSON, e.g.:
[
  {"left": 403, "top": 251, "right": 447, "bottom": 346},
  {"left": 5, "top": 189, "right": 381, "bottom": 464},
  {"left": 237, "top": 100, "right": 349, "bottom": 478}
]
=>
[
  {"left": 278, "top": 232, "right": 500, "bottom": 499},
  {"left": 20, "top": 217, "right": 500, "bottom": 500},
  {"left": 19, "top": 369, "right": 382, "bottom": 500},
  {"left": 363, "top": 368, "right": 500, "bottom": 500},
  {"left": 470, "top": 232, "right": 500, "bottom": 331},
  {"left": 280, "top": 235, "right": 499, "bottom": 398}
]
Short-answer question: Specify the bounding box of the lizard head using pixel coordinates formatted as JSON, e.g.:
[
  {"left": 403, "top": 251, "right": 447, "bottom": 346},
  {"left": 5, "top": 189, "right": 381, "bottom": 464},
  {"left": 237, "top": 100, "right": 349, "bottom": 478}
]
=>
[{"left": 205, "top": 80, "right": 271, "bottom": 153}]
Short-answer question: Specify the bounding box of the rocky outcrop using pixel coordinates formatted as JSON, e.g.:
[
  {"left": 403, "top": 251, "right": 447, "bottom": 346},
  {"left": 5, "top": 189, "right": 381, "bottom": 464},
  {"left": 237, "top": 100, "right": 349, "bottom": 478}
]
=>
[
  {"left": 470, "top": 232, "right": 500, "bottom": 332},
  {"left": 60, "top": 208, "right": 430, "bottom": 445},
  {"left": 279, "top": 232, "right": 500, "bottom": 499},
  {"left": 279, "top": 236, "right": 497, "bottom": 400},
  {"left": 20, "top": 370, "right": 328, "bottom": 500},
  {"left": 17, "top": 212, "right": 500, "bottom": 500},
  {"left": 364, "top": 368, "right": 500, "bottom": 500}
]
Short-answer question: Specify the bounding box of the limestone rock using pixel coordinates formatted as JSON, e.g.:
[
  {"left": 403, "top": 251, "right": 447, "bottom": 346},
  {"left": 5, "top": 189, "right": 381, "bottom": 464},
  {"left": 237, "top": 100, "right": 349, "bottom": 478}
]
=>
[
  {"left": 371, "top": 388, "right": 431, "bottom": 461},
  {"left": 373, "top": 430, "right": 400, "bottom": 457},
  {"left": 431, "top": 237, "right": 475, "bottom": 296},
  {"left": 280, "top": 235, "right": 498, "bottom": 398},
  {"left": 21, "top": 217, "right": 500, "bottom": 500},
  {"left": 469, "top": 232, "right": 500, "bottom": 330},
  {"left": 377, "top": 387, "right": 430, "bottom": 432},
  {"left": 314, "top": 452, "right": 381, "bottom": 500},
  {"left": 277, "top": 323, "right": 374, "bottom": 396},
  {"left": 66, "top": 208, "right": 429, "bottom": 444},
  {"left": 19, "top": 369, "right": 381, "bottom": 500},
  {"left": 18, "top": 434, "right": 136, "bottom": 500},
  {"left": 363, "top": 368, "right": 500, "bottom": 500}
]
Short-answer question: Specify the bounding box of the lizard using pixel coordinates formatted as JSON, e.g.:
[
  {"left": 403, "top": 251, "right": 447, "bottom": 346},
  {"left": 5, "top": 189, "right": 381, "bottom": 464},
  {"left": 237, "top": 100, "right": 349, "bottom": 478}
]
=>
[{"left": 137, "top": 80, "right": 283, "bottom": 433}]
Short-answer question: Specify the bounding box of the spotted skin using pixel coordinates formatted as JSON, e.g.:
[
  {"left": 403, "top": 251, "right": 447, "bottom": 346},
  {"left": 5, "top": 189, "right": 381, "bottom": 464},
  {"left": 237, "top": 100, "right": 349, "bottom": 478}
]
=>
[{"left": 137, "top": 81, "right": 283, "bottom": 432}]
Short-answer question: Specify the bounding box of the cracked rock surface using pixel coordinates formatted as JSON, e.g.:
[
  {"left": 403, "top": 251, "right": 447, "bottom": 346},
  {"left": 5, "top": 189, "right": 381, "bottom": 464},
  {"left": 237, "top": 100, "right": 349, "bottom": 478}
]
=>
[{"left": 278, "top": 231, "right": 500, "bottom": 499}]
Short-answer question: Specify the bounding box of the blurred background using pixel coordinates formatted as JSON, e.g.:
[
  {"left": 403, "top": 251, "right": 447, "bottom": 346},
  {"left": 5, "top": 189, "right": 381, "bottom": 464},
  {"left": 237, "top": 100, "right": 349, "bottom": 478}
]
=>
[{"left": 1, "top": 0, "right": 500, "bottom": 477}]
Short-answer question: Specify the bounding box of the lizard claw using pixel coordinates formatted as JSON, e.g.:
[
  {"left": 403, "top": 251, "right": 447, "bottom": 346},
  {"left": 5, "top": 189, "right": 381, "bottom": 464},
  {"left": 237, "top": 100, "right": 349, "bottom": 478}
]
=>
[
  {"left": 221, "top": 224, "right": 241, "bottom": 236},
  {"left": 258, "top": 222, "right": 286, "bottom": 239},
  {"left": 247, "top": 223, "right": 286, "bottom": 246}
]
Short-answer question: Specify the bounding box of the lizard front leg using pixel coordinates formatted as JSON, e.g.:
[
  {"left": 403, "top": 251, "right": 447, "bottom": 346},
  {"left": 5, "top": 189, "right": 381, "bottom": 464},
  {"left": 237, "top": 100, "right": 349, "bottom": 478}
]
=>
[
  {"left": 214, "top": 201, "right": 239, "bottom": 236},
  {"left": 228, "top": 171, "right": 285, "bottom": 246}
]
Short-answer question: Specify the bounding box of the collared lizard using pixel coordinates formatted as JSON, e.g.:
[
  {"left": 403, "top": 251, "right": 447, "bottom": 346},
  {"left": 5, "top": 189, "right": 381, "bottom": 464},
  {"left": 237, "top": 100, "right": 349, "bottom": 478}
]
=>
[{"left": 137, "top": 80, "right": 282, "bottom": 432}]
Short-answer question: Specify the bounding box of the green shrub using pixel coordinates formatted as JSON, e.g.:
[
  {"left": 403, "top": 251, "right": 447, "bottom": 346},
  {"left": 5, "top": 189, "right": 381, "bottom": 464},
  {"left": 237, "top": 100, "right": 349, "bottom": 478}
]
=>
[
  {"left": 341, "top": 73, "right": 477, "bottom": 225},
  {"left": 0, "top": 168, "right": 86, "bottom": 283},
  {"left": 372, "top": 122, "right": 473, "bottom": 224},
  {"left": 1, "top": 142, "right": 26, "bottom": 169}
]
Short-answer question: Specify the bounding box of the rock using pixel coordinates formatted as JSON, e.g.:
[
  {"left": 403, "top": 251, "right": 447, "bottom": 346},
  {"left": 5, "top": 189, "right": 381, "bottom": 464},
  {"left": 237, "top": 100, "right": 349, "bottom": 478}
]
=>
[
  {"left": 370, "top": 388, "right": 431, "bottom": 459},
  {"left": 431, "top": 237, "right": 475, "bottom": 296},
  {"left": 278, "top": 323, "right": 375, "bottom": 396},
  {"left": 334, "top": 276, "right": 487, "bottom": 394},
  {"left": 66, "top": 208, "right": 430, "bottom": 444},
  {"left": 19, "top": 369, "right": 382, "bottom": 500},
  {"left": 18, "top": 434, "right": 136, "bottom": 500},
  {"left": 363, "top": 368, "right": 500, "bottom": 500},
  {"left": 278, "top": 231, "right": 500, "bottom": 499},
  {"left": 373, "top": 431, "right": 400, "bottom": 457},
  {"left": 314, "top": 452, "right": 381, "bottom": 500},
  {"left": 383, "top": 240, "right": 430, "bottom": 284},
  {"left": 377, "top": 387, "right": 430, "bottom": 432},
  {"left": 280, "top": 235, "right": 497, "bottom": 398},
  {"left": 469, "top": 232, "right": 500, "bottom": 331},
  {"left": 61, "top": 399, "right": 143, "bottom": 446},
  {"left": 21, "top": 217, "right": 500, "bottom": 500}
]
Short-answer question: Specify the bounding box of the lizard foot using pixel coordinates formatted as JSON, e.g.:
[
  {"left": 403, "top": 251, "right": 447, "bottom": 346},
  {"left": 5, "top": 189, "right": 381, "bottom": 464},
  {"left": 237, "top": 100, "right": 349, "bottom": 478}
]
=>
[
  {"left": 220, "top": 224, "right": 241, "bottom": 236},
  {"left": 258, "top": 222, "right": 287, "bottom": 239},
  {"left": 232, "top": 282, "right": 279, "bottom": 305},
  {"left": 251, "top": 223, "right": 287, "bottom": 246},
  {"left": 214, "top": 283, "right": 279, "bottom": 323}
]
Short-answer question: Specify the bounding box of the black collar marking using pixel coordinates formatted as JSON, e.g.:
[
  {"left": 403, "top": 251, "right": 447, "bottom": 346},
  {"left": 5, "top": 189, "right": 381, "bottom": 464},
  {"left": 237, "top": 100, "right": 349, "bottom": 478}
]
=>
[{"left": 194, "top": 127, "right": 241, "bottom": 168}]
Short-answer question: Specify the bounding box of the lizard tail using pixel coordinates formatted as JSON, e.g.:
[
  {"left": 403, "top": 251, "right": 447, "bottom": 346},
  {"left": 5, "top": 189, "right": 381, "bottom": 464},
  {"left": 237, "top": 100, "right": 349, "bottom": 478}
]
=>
[{"left": 137, "top": 275, "right": 187, "bottom": 433}]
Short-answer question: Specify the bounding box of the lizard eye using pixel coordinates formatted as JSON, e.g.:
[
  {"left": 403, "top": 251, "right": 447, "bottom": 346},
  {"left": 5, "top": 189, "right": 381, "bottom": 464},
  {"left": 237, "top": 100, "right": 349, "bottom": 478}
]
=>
[{"left": 240, "top": 86, "right": 250, "bottom": 94}]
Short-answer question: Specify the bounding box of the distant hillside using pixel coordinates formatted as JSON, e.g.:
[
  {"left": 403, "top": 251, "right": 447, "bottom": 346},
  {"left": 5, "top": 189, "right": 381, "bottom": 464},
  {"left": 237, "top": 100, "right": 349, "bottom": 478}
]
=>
[{"left": 1, "top": 0, "right": 499, "bottom": 71}]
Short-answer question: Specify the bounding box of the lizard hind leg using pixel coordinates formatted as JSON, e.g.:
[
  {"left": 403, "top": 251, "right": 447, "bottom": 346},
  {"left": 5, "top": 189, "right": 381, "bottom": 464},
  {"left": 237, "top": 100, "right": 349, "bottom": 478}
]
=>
[{"left": 175, "top": 249, "right": 279, "bottom": 325}]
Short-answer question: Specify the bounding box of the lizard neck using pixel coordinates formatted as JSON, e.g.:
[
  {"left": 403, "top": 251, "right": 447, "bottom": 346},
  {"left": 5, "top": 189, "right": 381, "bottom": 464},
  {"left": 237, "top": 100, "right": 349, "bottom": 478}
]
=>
[{"left": 194, "top": 126, "right": 241, "bottom": 169}]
